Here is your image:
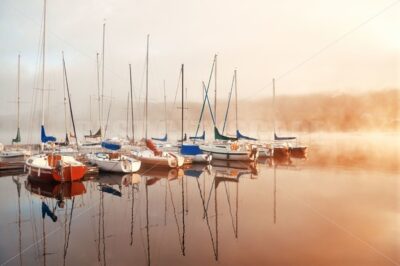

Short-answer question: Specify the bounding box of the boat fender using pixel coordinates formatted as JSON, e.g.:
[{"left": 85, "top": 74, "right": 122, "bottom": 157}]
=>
[{"left": 231, "top": 142, "right": 239, "bottom": 151}]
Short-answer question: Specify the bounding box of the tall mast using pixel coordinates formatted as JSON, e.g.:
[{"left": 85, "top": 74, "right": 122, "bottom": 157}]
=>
[
  {"left": 62, "top": 52, "right": 79, "bottom": 151},
  {"left": 41, "top": 0, "right": 47, "bottom": 127},
  {"left": 129, "top": 64, "right": 135, "bottom": 141},
  {"left": 202, "top": 83, "right": 205, "bottom": 132},
  {"left": 163, "top": 80, "right": 167, "bottom": 135},
  {"left": 214, "top": 54, "right": 217, "bottom": 125},
  {"left": 96, "top": 52, "right": 101, "bottom": 135},
  {"left": 181, "top": 64, "right": 184, "bottom": 142},
  {"left": 126, "top": 91, "right": 130, "bottom": 138},
  {"left": 272, "top": 78, "right": 276, "bottom": 136},
  {"left": 17, "top": 54, "right": 20, "bottom": 131},
  {"left": 145, "top": 34, "right": 149, "bottom": 139},
  {"left": 234, "top": 69, "right": 238, "bottom": 131},
  {"left": 101, "top": 22, "right": 106, "bottom": 136},
  {"left": 89, "top": 95, "right": 92, "bottom": 130},
  {"left": 62, "top": 58, "right": 68, "bottom": 136}
]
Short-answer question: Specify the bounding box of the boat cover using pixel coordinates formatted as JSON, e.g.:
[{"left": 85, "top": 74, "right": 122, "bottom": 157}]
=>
[
  {"left": 274, "top": 133, "right": 296, "bottom": 141},
  {"left": 41, "top": 125, "right": 57, "bottom": 143},
  {"left": 101, "top": 140, "right": 121, "bottom": 151},
  {"left": 152, "top": 133, "right": 168, "bottom": 142},
  {"left": 189, "top": 130, "right": 205, "bottom": 140},
  {"left": 236, "top": 130, "right": 257, "bottom": 141},
  {"left": 181, "top": 143, "right": 203, "bottom": 155},
  {"left": 12, "top": 128, "right": 21, "bottom": 144},
  {"left": 214, "top": 127, "right": 237, "bottom": 141}
]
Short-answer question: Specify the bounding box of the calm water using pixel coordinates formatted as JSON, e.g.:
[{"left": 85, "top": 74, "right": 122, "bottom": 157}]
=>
[{"left": 0, "top": 145, "right": 399, "bottom": 265}]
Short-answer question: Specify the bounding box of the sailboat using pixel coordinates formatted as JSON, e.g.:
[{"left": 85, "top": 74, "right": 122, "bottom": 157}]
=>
[
  {"left": 86, "top": 26, "right": 141, "bottom": 173},
  {"left": 87, "top": 152, "right": 141, "bottom": 173},
  {"left": 131, "top": 35, "right": 184, "bottom": 169},
  {"left": 25, "top": 4, "right": 87, "bottom": 182},
  {"left": 0, "top": 54, "right": 31, "bottom": 160},
  {"left": 178, "top": 65, "right": 212, "bottom": 163},
  {"left": 197, "top": 59, "right": 259, "bottom": 161},
  {"left": 271, "top": 78, "right": 307, "bottom": 158}
]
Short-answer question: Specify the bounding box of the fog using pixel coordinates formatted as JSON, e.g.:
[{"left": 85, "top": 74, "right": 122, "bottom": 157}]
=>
[{"left": 0, "top": 89, "right": 398, "bottom": 144}]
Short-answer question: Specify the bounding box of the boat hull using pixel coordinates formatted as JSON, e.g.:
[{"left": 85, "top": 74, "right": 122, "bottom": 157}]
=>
[
  {"left": 25, "top": 154, "right": 87, "bottom": 182},
  {"left": 200, "top": 145, "right": 258, "bottom": 162},
  {"left": 87, "top": 153, "right": 141, "bottom": 173},
  {"left": 132, "top": 153, "right": 184, "bottom": 169},
  {"left": 26, "top": 164, "right": 87, "bottom": 182}
]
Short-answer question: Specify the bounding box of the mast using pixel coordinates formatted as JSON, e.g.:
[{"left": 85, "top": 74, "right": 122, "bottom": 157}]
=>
[
  {"left": 129, "top": 64, "right": 135, "bottom": 141},
  {"left": 62, "top": 59, "right": 68, "bottom": 137},
  {"left": 272, "top": 78, "right": 276, "bottom": 136},
  {"left": 163, "top": 80, "right": 167, "bottom": 136},
  {"left": 96, "top": 53, "right": 101, "bottom": 136},
  {"left": 41, "top": 0, "right": 47, "bottom": 128},
  {"left": 126, "top": 91, "right": 130, "bottom": 138},
  {"left": 89, "top": 95, "right": 92, "bottom": 130},
  {"left": 17, "top": 54, "right": 20, "bottom": 133},
  {"left": 145, "top": 34, "right": 149, "bottom": 139},
  {"left": 202, "top": 84, "right": 205, "bottom": 133},
  {"left": 181, "top": 64, "right": 184, "bottom": 142},
  {"left": 235, "top": 70, "right": 238, "bottom": 131},
  {"left": 214, "top": 54, "right": 217, "bottom": 126},
  {"left": 101, "top": 22, "right": 106, "bottom": 137},
  {"left": 62, "top": 52, "right": 79, "bottom": 150}
]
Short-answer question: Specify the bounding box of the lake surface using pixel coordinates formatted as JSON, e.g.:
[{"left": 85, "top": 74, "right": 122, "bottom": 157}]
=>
[{"left": 0, "top": 136, "right": 399, "bottom": 266}]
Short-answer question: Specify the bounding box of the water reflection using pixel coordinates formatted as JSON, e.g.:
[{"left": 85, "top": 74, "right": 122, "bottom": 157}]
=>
[
  {"left": 24, "top": 178, "right": 86, "bottom": 266},
  {"left": 1, "top": 154, "right": 398, "bottom": 266}
]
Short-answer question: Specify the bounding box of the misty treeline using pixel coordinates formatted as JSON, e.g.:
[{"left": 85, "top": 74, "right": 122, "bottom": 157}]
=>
[
  {"left": 1, "top": 89, "right": 398, "bottom": 138},
  {"left": 179, "top": 89, "right": 399, "bottom": 132}
]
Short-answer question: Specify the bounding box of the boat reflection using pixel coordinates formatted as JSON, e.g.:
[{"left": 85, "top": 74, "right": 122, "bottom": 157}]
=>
[
  {"left": 13, "top": 161, "right": 283, "bottom": 265},
  {"left": 25, "top": 177, "right": 86, "bottom": 266}
]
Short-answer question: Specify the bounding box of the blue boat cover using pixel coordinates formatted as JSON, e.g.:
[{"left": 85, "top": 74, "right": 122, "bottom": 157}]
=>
[
  {"left": 100, "top": 185, "right": 122, "bottom": 197},
  {"left": 42, "top": 202, "right": 57, "bottom": 222},
  {"left": 152, "top": 133, "right": 168, "bottom": 142},
  {"left": 181, "top": 143, "right": 203, "bottom": 155},
  {"left": 189, "top": 130, "right": 205, "bottom": 140},
  {"left": 274, "top": 133, "right": 296, "bottom": 141},
  {"left": 184, "top": 169, "right": 202, "bottom": 178},
  {"left": 236, "top": 130, "right": 257, "bottom": 141},
  {"left": 101, "top": 140, "right": 121, "bottom": 151},
  {"left": 41, "top": 125, "right": 57, "bottom": 143}
]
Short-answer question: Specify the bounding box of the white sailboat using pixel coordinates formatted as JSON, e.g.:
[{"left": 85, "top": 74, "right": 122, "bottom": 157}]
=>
[
  {"left": 0, "top": 54, "right": 31, "bottom": 162},
  {"left": 87, "top": 152, "right": 141, "bottom": 173},
  {"left": 131, "top": 35, "right": 184, "bottom": 169}
]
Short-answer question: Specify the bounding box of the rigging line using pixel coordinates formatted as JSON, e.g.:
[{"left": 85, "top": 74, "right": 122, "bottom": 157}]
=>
[
  {"left": 8, "top": 4, "right": 140, "bottom": 101},
  {"left": 223, "top": 182, "right": 236, "bottom": 236},
  {"left": 167, "top": 181, "right": 184, "bottom": 253},
  {"left": 241, "top": 0, "right": 400, "bottom": 102},
  {"left": 2, "top": 202, "right": 98, "bottom": 266},
  {"left": 195, "top": 178, "right": 218, "bottom": 260},
  {"left": 194, "top": 57, "right": 216, "bottom": 138},
  {"left": 222, "top": 72, "right": 236, "bottom": 134},
  {"left": 204, "top": 177, "right": 216, "bottom": 217},
  {"left": 282, "top": 183, "right": 400, "bottom": 266},
  {"left": 172, "top": 68, "right": 182, "bottom": 108}
]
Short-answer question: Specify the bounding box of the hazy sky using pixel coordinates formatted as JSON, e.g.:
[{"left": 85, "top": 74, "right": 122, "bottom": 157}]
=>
[{"left": 0, "top": 0, "right": 399, "bottom": 119}]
